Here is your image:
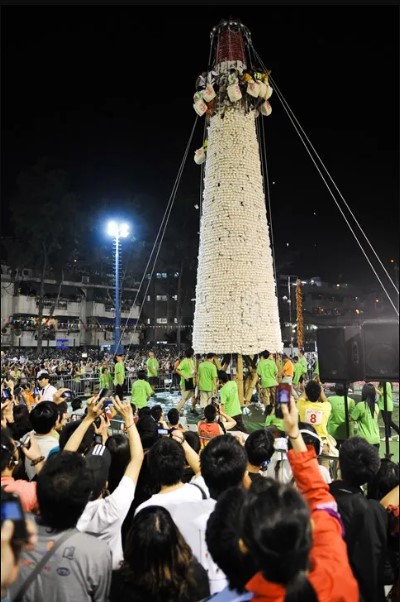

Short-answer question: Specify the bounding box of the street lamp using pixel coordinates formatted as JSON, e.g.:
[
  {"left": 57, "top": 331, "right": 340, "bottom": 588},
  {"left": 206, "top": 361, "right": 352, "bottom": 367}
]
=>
[{"left": 107, "top": 220, "right": 130, "bottom": 354}]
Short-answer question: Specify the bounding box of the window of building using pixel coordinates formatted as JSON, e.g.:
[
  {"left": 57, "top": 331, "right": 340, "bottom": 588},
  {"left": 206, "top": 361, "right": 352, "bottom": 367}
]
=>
[
  {"left": 156, "top": 295, "right": 168, "bottom": 301},
  {"left": 156, "top": 318, "right": 168, "bottom": 324}
]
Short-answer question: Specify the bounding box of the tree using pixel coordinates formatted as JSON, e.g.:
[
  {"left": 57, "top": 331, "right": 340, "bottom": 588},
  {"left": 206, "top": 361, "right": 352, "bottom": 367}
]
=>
[{"left": 9, "top": 160, "right": 82, "bottom": 355}]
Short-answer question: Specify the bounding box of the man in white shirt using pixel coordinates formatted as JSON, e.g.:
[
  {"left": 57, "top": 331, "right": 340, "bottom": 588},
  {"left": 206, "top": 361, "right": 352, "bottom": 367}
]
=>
[
  {"left": 64, "top": 395, "right": 144, "bottom": 570},
  {"left": 37, "top": 373, "right": 57, "bottom": 402},
  {"left": 134, "top": 436, "right": 205, "bottom": 515},
  {"left": 25, "top": 401, "right": 60, "bottom": 480}
]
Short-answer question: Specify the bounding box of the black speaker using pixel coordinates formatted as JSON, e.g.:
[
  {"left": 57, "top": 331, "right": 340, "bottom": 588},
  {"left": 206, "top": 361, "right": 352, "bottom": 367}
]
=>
[
  {"left": 363, "top": 320, "right": 399, "bottom": 380},
  {"left": 316, "top": 326, "right": 364, "bottom": 382}
]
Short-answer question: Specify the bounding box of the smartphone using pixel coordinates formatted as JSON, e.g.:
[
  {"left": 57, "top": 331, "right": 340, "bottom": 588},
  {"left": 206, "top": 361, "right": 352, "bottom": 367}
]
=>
[
  {"left": 62, "top": 390, "right": 72, "bottom": 399},
  {"left": 1, "top": 492, "right": 28, "bottom": 543},
  {"left": 158, "top": 428, "right": 169, "bottom": 436},
  {"left": 104, "top": 405, "right": 113, "bottom": 419},
  {"left": 98, "top": 388, "right": 109, "bottom": 401},
  {"left": 34, "top": 387, "right": 40, "bottom": 396},
  {"left": 19, "top": 433, "right": 31, "bottom": 449},
  {"left": 276, "top": 384, "right": 291, "bottom": 404}
]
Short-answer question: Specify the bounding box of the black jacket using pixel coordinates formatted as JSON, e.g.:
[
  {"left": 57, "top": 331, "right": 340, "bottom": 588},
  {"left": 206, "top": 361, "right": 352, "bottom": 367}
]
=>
[{"left": 329, "top": 480, "right": 388, "bottom": 602}]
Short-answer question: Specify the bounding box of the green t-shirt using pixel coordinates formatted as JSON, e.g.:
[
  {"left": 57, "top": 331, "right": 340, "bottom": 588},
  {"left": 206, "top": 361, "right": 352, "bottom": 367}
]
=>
[
  {"left": 198, "top": 361, "right": 217, "bottom": 392},
  {"left": 131, "top": 379, "right": 153, "bottom": 409},
  {"left": 220, "top": 380, "right": 241, "bottom": 418},
  {"left": 113, "top": 362, "right": 125, "bottom": 386},
  {"left": 293, "top": 362, "right": 303, "bottom": 386},
  {"left": 378, "top": 382, "right": 393, "bottom": 412},
  {"left": 327, "top": 395, "right": 355, "bottom": 440},
  {"left": 265, "top": 414, "right": 284, "bottom": 432},
  {"left": 146, "top": 358, "right": 159, "bottom": 378},
  {"left": 351, "top": 402, "right": 380, "bottom": 445},
  {"left": 256, "top": 358, "right": 278, "bottom": 388},
  {"left": 298, "top": 357, "right": 308, "bottom": 375},
  {"left": 178, "top": 358, "right": 195, "bottom": 381},
  {"left": 99, "top": 372, "right": 112, "bottom": 390}
]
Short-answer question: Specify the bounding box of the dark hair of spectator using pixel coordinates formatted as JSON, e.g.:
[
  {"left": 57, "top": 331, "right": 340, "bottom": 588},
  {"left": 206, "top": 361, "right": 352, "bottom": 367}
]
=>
[
  {"left": 37, "top": 451, "right": 92, "bottom": 531},
  {"left": 206, "top": 353, "right": 215, "bottom": 359},
  {"left": 361, "top": 383, "right": 377, "bottom": 418},
  {"left": 261, "top": 350, "right": 270, "bottom": 359},
  {"left": 367, "top": 459, "right": 399, "bottom": 500},
  {"left": 117, "top": 505, "right": 198, "bottom": 601},
  {"left": 105, "top": 433, "right": 130, "bottom": 493},
  {"left": 137, "top": 370, "right": 147, "bottom": 380},
  {"left": 185, "top": 347, "right": 194, "bottom": 358},
  {"left": 245, "top": 429, "right": 275, "bottom": 467},
  {"left": 204, "top": 405, "right": 217, "bottom": 423},
  {"left": 218, "top": 371, "right": 229, "bottom": 384},
  {"left": 305, "top": 380, "right": 321, "bottom": 403},
  {"left": 334, "top": 383, "right": 346, "bottom": 396},
  {"left": 147, "top": 438, "right": 185, "bottom": 488},
  {"left": 200, "top": 435, "right": 247, "bottom": 499},
  {"left": 339, "top": 436, "right": 381, "bottom": 487},
  {"left": 150, "top": 405, "right": 163, "bottom": 423},
  {"left": 71, "top": 398, "right": 82, "bottom": 411},
  {"left": 9, "top": 405, "right": 32, "bottom": 440},
  {"left": 1, "top": 430, "right": 17, "bottom": 472},
  {"left": 241, "top": 479, "right": 318, "bottom": 602},
  {"left": 206, "top": 487, "right": 257, "bottom": 592},
  {"left": 167, "top": 408, "right": 180, "bottom": 426},
  {"left": 29, "top": 401, "right": 59, "bottom": 434},
  {"left": 59, "top": 420, "right": 95, "bottom": 455},
  {"left": 183, "top": 431, "right": 201, "bottom": 454}
]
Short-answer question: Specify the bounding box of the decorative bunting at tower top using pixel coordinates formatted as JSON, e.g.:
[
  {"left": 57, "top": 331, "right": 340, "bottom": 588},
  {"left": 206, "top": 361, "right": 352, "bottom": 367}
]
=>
[{"left": 192, "top": 19, "right": 283, "bottom": 355}]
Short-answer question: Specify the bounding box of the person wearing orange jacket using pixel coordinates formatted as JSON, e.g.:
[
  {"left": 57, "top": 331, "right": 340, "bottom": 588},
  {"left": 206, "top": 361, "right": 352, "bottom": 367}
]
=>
[{"left": 241, "top": 401, "right": 359, "bottom": 602}]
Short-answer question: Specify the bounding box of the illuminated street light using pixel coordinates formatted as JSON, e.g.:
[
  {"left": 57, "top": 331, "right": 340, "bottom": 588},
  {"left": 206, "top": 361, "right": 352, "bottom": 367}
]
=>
[{"left": 106, "top": 221, "right": 130, "bottom": 354}]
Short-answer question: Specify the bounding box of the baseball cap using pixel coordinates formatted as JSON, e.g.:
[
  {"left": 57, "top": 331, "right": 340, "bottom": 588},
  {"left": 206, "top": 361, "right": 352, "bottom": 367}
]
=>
[{"left": 85, "top": 444, "right": 112, "bottom": 500}]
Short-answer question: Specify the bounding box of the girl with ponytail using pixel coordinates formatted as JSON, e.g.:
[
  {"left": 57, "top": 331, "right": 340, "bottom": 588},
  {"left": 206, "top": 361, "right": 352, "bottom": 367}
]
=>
[
  {"left": 240, "top": 401, "right": 359, "bottom": 602},
  {"left": 350, "top": 383, "right": 380, "bottom": 448}
]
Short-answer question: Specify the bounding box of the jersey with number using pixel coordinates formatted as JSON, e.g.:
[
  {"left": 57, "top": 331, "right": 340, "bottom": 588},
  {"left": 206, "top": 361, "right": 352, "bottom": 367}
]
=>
[{"left": 297, "top": 399, "right": 332, "bottom": 439}]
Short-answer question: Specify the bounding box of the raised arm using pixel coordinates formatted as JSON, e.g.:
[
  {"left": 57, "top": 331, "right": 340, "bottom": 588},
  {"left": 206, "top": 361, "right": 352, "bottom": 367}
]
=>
[
  {"left": 113, "top": 396, "right": 144, "bottom": 484},
  {"left": 171, "top": 429, "right": 201, "bottom": 476},
  {"left": 63, "top": 396, "right": 103, "bottom": 452}
]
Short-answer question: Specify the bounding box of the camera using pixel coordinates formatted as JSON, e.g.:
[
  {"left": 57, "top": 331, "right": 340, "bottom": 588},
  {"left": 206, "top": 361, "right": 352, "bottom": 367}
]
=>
[
  {"left": 157, "top": 428, "right": 169, "bottom": 436},
  {"left": 98, "top": 388, "right": 110, "bottom": 401},
  {"left": 62, "top": 390, "right": 73, "bottom": 400},
  {"left": 210, "top": 397, "right": 220, "bottom": 409}
]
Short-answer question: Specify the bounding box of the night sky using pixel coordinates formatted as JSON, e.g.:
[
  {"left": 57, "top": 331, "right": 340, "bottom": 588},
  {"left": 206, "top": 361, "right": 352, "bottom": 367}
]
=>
[{"left": 2, "top": 9, "right": 399, "bottom": 290}]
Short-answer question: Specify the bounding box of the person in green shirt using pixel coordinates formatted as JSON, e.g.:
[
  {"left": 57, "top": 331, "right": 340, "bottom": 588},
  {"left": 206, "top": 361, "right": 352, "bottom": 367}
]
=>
[
  {"left": 113, "top": 353, "right": 125, "bottom": 399},
  {"left": 198, "top": 353, "right": 218, "bottom": 408},
  {"left": 146, "top": 352, "right": 159, "bottom": 392},
  {"left": 327, "top": 383, "right": 355, "bottom": 446},
  {"left": 176, "top": 348, "right": 197, "bottom": 415},
  {"left": 376, "top": 381, "right": 399, "bottom": 441},
  {"left": 351, "top": 383, "right": 380, "bottom": 448},
  {"left": 131, "top": 370, "right": 153, "bottom": 410},
  {"left": 99, "top": 366, "right": 113, "bottom": 391},
  {"left": 298, "top": 349, "right": 308, "bottom": 392},
  {"left": 219, "top": 371, "right": 247, "bottom": 433},
  {"left": 256, "top": 350, "right": 278, "bottom": 408}
]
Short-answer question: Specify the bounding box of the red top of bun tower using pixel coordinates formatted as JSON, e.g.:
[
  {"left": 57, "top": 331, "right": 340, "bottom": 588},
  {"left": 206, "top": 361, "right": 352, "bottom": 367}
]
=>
[{"left": 211, "top": 18, "right": 251, "bottom": 67}]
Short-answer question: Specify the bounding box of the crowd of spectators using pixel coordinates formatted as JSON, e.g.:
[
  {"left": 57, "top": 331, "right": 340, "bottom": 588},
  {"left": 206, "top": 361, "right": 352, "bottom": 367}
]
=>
[{"left": 1, "top": 349, "right": 399, "bottom": 601}]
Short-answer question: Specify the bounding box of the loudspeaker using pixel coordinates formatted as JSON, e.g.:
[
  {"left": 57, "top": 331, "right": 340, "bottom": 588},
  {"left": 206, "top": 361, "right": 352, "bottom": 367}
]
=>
[
  {"left": 316, "top": 326, "right": 364, "bottom": 382},
  {"left": 363, "top": 320, "right": 399, "bottom": 380}
]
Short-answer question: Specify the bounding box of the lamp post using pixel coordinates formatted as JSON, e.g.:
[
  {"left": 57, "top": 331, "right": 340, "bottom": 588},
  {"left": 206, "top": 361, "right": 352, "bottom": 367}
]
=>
[{"left": 107, "top": 221, "right": 130, "bottom": 355}]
